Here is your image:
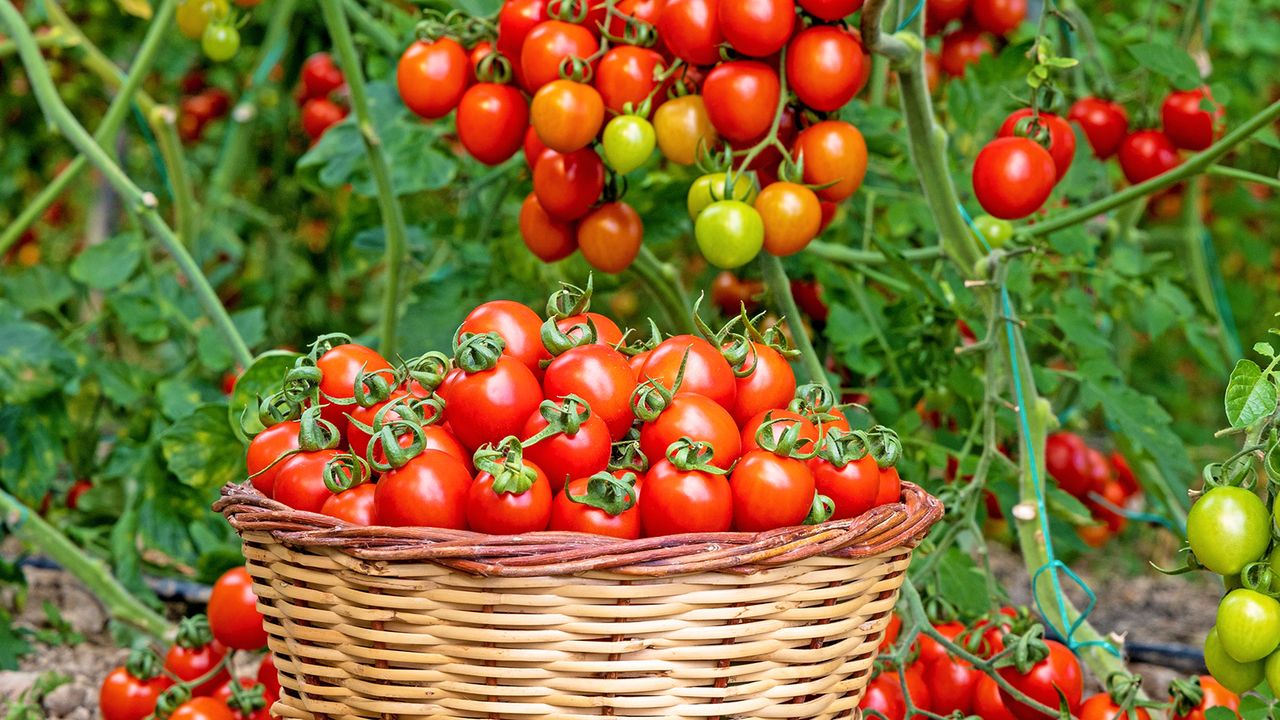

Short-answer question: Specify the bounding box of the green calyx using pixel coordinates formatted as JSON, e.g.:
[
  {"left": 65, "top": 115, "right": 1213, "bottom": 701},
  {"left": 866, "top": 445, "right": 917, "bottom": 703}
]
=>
[
  {"left": 323, "top": 452, "right": 369, "bottom": 494},
  {"left": 664, "top": 437, "right": 727, "bottom": 475},
  {"left": 297, "top": 405, "right": 342, "bottom": 452},
  {"left": 609, "top": 437, "right": 650, "bottom": 474},
  {"left": 306, "top": 332, "right": 354, "bottom": 362},
  {"left": 453, "top": 331, "right": 507, "bottom": 374},
  {"left": 125, "top": 647, "right": 163, "bottom": 681},
  {"left": 399, "top": 351, "right": 451, "bottom": 393},
  {"left": 174, "top": 614, "right": 214, "bottom": 650},
  {"left": 350, "top": 363, "right": 394, "bottom": 408},
  {"left": 364, "top": 397, "right": 430, "bottom": 472},
  {"left": 546, "top": 276, "right": 595, "bottom": 320},
  {"left": 154, "top": 684, "right": 193, "bottom": 720},
  {"left": 754, "top": 412, "right": 819, "bottom": 460},
  {"left": 523, "top": 395, "right": 593, "bottom": 446},
  {"left": 475, "top": 436, "right": 539, "bottom": 495},
  {"left": 474, "top": 50, "right": 512, "bottom": 85},
  {"left": 803, "top": 493, "right": 834, "bottom": 526},
  {"left": 1166, "top": 676, "right": 1206, "bottom": 717},
  {"left": 789, "top": 383, "right": 837, "bottom": 416},
  {"left": 994, "top": 625, "right": 1050, "bottom": 675},
  {"left": 541, "top": 315, "right": 597, "bottom": 358},
  {"left": 223, "top": 681, "right": 268, "bottom": 715},
  {"left": 566, "top": 471, "right": 638, "bottom": 517}
]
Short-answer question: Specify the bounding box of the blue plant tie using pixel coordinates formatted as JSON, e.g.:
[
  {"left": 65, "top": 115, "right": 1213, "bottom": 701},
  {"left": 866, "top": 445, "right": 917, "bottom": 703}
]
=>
[
  {"left": 1202, "top": 229, "right": 1242, "bottom": 359},
  {"left": 131, "top": 103, "right": 171, "bottom": 199},
  {"left": 895, "top": 0, "right": 924, "bottom": 32}
]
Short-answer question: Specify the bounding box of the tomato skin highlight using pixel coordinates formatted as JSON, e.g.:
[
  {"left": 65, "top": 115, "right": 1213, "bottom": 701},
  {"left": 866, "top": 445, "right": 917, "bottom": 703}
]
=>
[
  {"left": 1117, "top": 130, "right": 1182, "bottom": 184},
  {"left": 457, "top": 83, "right": 530, "bottom": 165},
  {"left": 1068, "top": 97, "right": 1129, "bottom": 159},
  {"left": 794, "top": 121, "right": 869, "bottom": 202},
  {"left": 997, "top": 109, "right": 1076, "bottom": 181},
  {"left": 100, "top": 667, "right": 173, "bottom": 720},
  {"left": 702, "top": 61, "right": 781, "bottom": 143},
  {"left": 640, "top": 460, "right": 733, "bottom": 535},
  {"left": 695, "top": 200, "right": 764, "bottom": 269},
  {"left": 602, "top": 115, "right": 656, "bottom": 174},
  {"left": 550, "top": 477, "right": 641, "bottom": 538},
  {"left": 208, "top": 567, "right": 269, "bottom": 650},
  {"left": 376, "top": 451, "right": 473, "bottom": 529},
  {"left": 720, "top": 0, "right": 795, "bottom": 58},
  {"left": 972, "top": 137, "right": 1057, "bottom": 220},
  {"left": 397, "top": 38, "right": 471, "bottom": 120},
  {"left": 785, "top": 26, "right": 866, "bottom": 112},
  {"left": 730, "top": 451, "right": 815, "bottom": 531}
]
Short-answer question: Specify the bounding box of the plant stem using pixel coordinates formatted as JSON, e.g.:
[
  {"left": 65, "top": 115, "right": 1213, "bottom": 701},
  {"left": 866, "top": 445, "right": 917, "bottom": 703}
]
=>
[
  {"left": 340, "top": 0, "right": 403, "bottom": 55},
  {"left": 1207, "top": 165, "right": 1280, "bottom": 191},
  {"left": 318, "top": 0, "right": 411, "bottom": 359},
  {"left": 1181, "top": 175, "right": 1239, "bottom": 363},
  {"left": 630, "top": 246, "right": 695, "bottom": 335},
  {"left": 0, "top": 488, "right": 171, "bottom": 639},
  {"left": 807, "top": 241, "right": 944, "bottom": 265},
  {"left": 0, "top": 0, "right": 253, "bottom": 369},
  {"left": 150, "top": 106, "right": 199, "bottom": 246},
  {"left": 761, "top": 253, "right": 827, "bottom": 387}
]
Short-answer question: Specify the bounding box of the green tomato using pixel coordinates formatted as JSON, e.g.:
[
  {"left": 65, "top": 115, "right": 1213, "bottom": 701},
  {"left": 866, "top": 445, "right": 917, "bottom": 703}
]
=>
[
  {"left": 602, "top": 115, "right": 656, "bottom": 175},
  {"left": 1267, "top": 649, "right": 1280, "bottom": 696},
  {"left": 1186, "top": 486, "right": 1270, "bottom": 575},
  {"left": 202, "top": 22, "right": 240, "bottom": 62},
  {"left": 695, "top": 200, "right": 764, "bottom": 270},
  {"left": 176, "top": 0, "right": 228, "bottom": 39},
  {"left": 687, "top": 172, "right": 756, "bottom": 220},
  {"left": 1205, "top": 625, "right": 1265, "bottom": 694},
  {"left": 972, "top": 214, "right": 1014, "bottom": 248},
  {"left": 1217, "top": 588, "right": 1280, "bottom": 662}
]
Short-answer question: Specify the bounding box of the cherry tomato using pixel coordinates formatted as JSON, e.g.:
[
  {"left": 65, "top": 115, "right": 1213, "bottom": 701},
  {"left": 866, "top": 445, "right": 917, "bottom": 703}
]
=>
[
  {"left": 208, "top": 567, "right": 268, "bottom": 650},
  {"left": 915, "top": 621, "right": 966, "bottom": 666},
  {"left": 440, "top": 355, "right": 543, "bottom": 451},
  {"left": 544, "top": 344, "right": 638, "bottom": 439},
  {"left": 533, "top": 148, "right": 606, "bottom": 220},
  {"left": 859, "top": 673, "right": 906, "bottom": 720},
  {"left": 640, "top": 335, "right": 737, "bottom": 409},
  {"left": 997, "top": 109, "right": 1076, "bottom": 180},
  {"left": 532, "top": 79, "right": 605, "bottom": 153},
  {"left": 927, "top": 653, "right": 980, "bottom": 715},
  {"left": 1162, "top": 87, "right": 1223, "bottom": 151},
  {"left": 702, "top": 61, "right": 781, "bottom": 143},
  {"left": 939, "top": 28, "right": 993, "bottom": 77},
  {"left": 971, "top": 213, "right": 1013, "bottom": 248},
  {"left": 997, "top": 640, "right": 1083, "bottom": 719},
  {"left": 321, "top": 483, "right": 378, "bottom": 525},
  {"left": 695, "top": 200, "right": 764, "bottom": 269},
  {"left": 798, "top": 0, "right": 864, "bottom": 21},
  {"left": 524, "top": 124, "right": 556, "bottom": 169},
  {"left": 164, "top": 640, "right": 228, "bottom": 697},
  {"left": 555, "top": 313, "right": 626, "bottom": 347},
  {"left": 467, "top": 460, "right": 554, "bottom": 534},
  {"left": 809, "top": 454, "right": 879, "bottom": 520},
  {"left": 1117, "top": 130, "right": 1181, "bottom": 184},
  {"left": 201, "top": 22, "right": 240, "bottom": 62},
  {"left": 376, "top": 450, "right": 472, "bottom": 528},
  {"left": 1204, "top": 626, "right": 1264, "bottom": 695},
  {"left": 740, "top": 409, "right": 818, "bottom": 453},
  {"left": 461, "top": 300, "right": 550, "bottom": 377},
  {"left": 522, "top": 407, "right": 612, "bottom": 491},
  {"left": 687, "top": 172, "right": 757, "bottom": 219},
  {"left": 971, "top": 0, "right": 1026, "bottom": 35},
  {"left": 498, "top": 0, "right": 551, "bottom": 82},
  {"left": 1110, "top": 451, "right": 1140, "bottom": 498},
  {"left": 1068, "top": 97, "right": 1129, "bottom": 159},
  {"left": 1216, "top": 588, "right": 1280, "bottom": 662},
  {"left": 100, "top": 667, "right": 172, "bottom": 720},
  {"left": 786, "top": 26, "right": 866, "bottom": 111},
  {"left": 731, "top": 343, "right": 796, "bottom": 425},
  {"left": 520, "top": 193, "right": 578, "bottom": 262},
  {"left": 711, "top": 271, "right": 762, "bottom": 316},
  {"left": 1186, "top": 486, "right": 1270, "bottom": 575},
  {"left": 257, "top": 653, "right": 281, "bottom": 701},
  {"left": 756, "top": 181, "right": 822, "bottom": 256},
  {"left": 877, "top": 464, "right": 902, "bottom": 505},
  {"left": 730, "top": 451, "right": 815, "bottom": 531},
  {"left": 640, "top": 460, "right": 732, "bottom": 535},
  {"left": 300, "top": 52, "right": 344, "bottom": 100},
  {"left": 972, "top": 673, "right": 1017, "bottom": 720},
  {"left": 926, "top": 0, "right": 969, "bottom": 33},
  {"left": 1080, "top": 693, "right": 1150, "bottom": 720},
  {"left": 596, "top": 46, "right": 665, "bottom": 114},
  {"left": 397, "top": 38, "right": 470, "bottom": 120},
  {"left": 1044, "top": 432, "right": 1093, "bottom": 497},
  {"left": 273, "top": 449, "right": 343, "bottom": 513},
  {"left": 654, "top": 95, "right": 718, "bottom": 165},
  {"left": 972, "top": 137, "right": 1057, "bottom": 219},
  {"left": 1172, "top": 675, "right": 1240, "bottom": 720},
  {"left": 316, "top": 343, "right": 393, "bottom": 422},
  {"left": 550, "top": 477, "right": 641, "bottom": 538},
  {"left": 659, "top": 0, "right": 724, "bottom": 65},
  {"left": 170, "top": 698, "right": 234, "bottom": 720},
  {"left": 521, "top": 20, "right": 599, "bottom": 92},
  {"left": 213, "top": 679, "right": 272, "bottom": 720},
  {"left": 1088, "top": 477, "right": 1129, "bottom": 533},
  {"left": 246, "top": 420, "right": 300, "bottom": 498},
  {"left": 301, "top": 97, "right": 347, "bottom": 141},
  {"left": 639, "top": 393, "right": 742, "bottom": 470},
  {"left": 794, "top": 120, "right": 868, "bottom": 202},
  {"left": 177, "top": 0, "right": 228, "bottom": 39},
  {"left": 720, "top": 0, "right": 795, "bottom": 57},
  {"left": 602, "top": 115, "right": 656, "bottom": 173},
  {"left": 578, "top": 202, "right": 644, "bottom": 274},
  {"left": 457, "top": 83, "right": 529, "bottom": 165}
]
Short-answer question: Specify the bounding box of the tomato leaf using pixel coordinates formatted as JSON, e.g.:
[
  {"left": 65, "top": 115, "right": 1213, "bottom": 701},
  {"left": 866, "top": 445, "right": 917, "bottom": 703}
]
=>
[
  {"left": 1225, "top": 359, "right": 1277, "bottom": 428},
  {"left": 1, "top": 265, "right": 75, "bottom": 315},
  {"left": 109, "top": 292, "right": 169, "bottom": 343},
  {"left": 69, "top": 233, "right": 142, "bottom": 290},
  {"left": 229, "top": 350, "right": 302, "bottom": 441},
  {"left": 1254, "top": 342, "right": 1275, "bottom": 358},
  {"left": 1127, "top": 41, "right": 1202, "bottom": 89},
  {"left": 159, "top": 404, "right": 243, "bottom": 491},
  {"left": 930, "top": 548, "right": 989, "bottom": 619},
  {"left": 0, "top": 319, "right": 77, "bottom": 403}
]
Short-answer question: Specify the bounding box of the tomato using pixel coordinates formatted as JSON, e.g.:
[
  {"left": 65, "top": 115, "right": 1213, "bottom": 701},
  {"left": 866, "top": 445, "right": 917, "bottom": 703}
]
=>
[
  {"left": 972, "top": 137, "right": 1057, "bottom": 220},
  {"left": 550, "top": 477, "right": 641, "bottom": 538},
  {"left": 926, "top": 0, "right": 969, "bottom": 33},
  {"left": 876, "top": 465, "right": 902, "bottom": 505},
  {"left": 457, "top": 83, "right": 529, "bottom": 165},
  {"left": 639, "top": 393, "right": 742, "bottom": 470},
  {"left": 916, "top": 621, "right": 965, "bottom": 666},
  {"left": 798, "top": 0, "right": 864, "bottom": 21},
  {"left": 702, "top": 62, "right": 781, "bottom": 143},
  {"left": 1205, "top": 626, "right": 1264, "bottom": 694},
  {"left": 522, "top": 406, "right": 612, "bottom": 492},
  {"left": 596, "top": 46, "right": 665, "bottom": 115},
  {"left": 544, "top": 344, "right": 638, "bottom": 439},
  {"left": 859, "top": 673, "right": 906, "bottom": 720},
  {"left": 533, "top": 148, "right": 606, "bottom": 221},
  {"left": 524, "top": 124, "right": 556, "bottom": 169},
  {"left": 170, "top": 698, "right": 234, "bottom": 720},
  {"left": 640, "top": 459, "right": 732, "bottom": 534},
  {"left": 1110, "top": 451, "right": 1140, "bottom": 498},
  {"left": 246, "top": 420, "right": 300, "bottom": 497},
  {"left": 1080, "top": 693, "right": 1150, "bottom": 720},
  {"left": 755, "top": 181, "right": 822, "bottom": 256},
  {"left": 904, "top": 663, "right": 932, "bottom": 713},
  {"left": 879, "top": 612, "right": 902, "bottom": 650},
  {"left": 640, "top": 335, "right": 737, "bottom": 409},
  {"left": 731, "top": 343, "right": 796, "bottom": 425},
  {"left": 1068, "top": 97, "right": 1129, "bottom": 159},
  {"left": 1044, "top": 432, "right": 1093, "bottom": 497},
  {"left": 695, "top": 200, "right": 764, "bottom": 269},
  {"left": 1172, "top": 675, "right": 1239, "bottom": 720},
  {"left": 273, "top": 449, "right": 343, "bottom": 513},
  {"left": 165, "top": 641, "right": 228, "bottom": 697},
  {"left": 321, "top": 483, "right": 379, "bottom": 525},
  {"left": 257, "top": 653, "right": 281, "bottom": 701},
  {"left": 1216, "top": 589, "right": 1280, "bottom": 662},
  {"left": 786, "top": 27, "right": 865, "bottom": 112},
  {"left": 972, "top": 674, "right": 1016, "bottom": 720},
  {"left": 711, "top": 271, "right": 762, "bottom": 316},
  {"left": 939, "top": 28, "right": 993, "bottom": 77},
  {"left": 997, "top": 640, "right": 1083, "bottom": 719},
  {"left": 578, "top": 202, "right": 644, "bottom": 273},
  {"left": 441, "top": 356, "right": 543, "bottom": 451},
  {"left": 687, "top": 173, "right": 756, "bottom": 220},
  {"left": 720, "top": 0, "right": 794, "bottom": 57},
  {"left": 555, "top": 313, "right": 626, "bottom": 347},
  {"left": 1162, "top": 87, "right": 1223, "bottom": 151},
  {"left": 969, "top": 213, "right": 1014, "bottom": 248},
  {"left": 794, "top": 120, "right": 868, "bottom": 202},
  {"left": 300, "top": 52, "right": 344, "bottom": 100},
  {"left": 602, "top": 115, "right": 656, "bottom": 174},
  {"left": 397, "top": 39, "right": 470, "bottom": 120},
  {"left": 177, "top": 0, "right": 228, "bottom": 39},
  {"left": 927, "top": 653, "right": 980, "bottom": 715},
  {"left": 740, "top": 409, "right": 818, "bottom": 453},
  {"left": 100, "top": 667, "right": 172, "bottom": 720},
  {"left": 520, "top": 192, "right": 578, "bottom": 262},
  {"left": 202, "top": 21, "right": 240, "bottom": 62},
  {"left": 997, "top": 109, "right": 1076, "bottom": 181},
  {"left": 317, "top": 343, "right": 392, "bottom": 413},
  {"left": 521, "top": 20, "right": 599, "bottom": 92},
  {"left": 208, "top": 567, "right": 268, "bottom": 650},
  {"left": 659, "top": 0, "right": 724, "bottom": 65},
  {"left": 1088, "top": 477, "right": 1129, "bottom": 533},
  {"left": 214, "top": 679, "right": 273, "bottom": 720},
  {"left": 1117, "top": 130, "right": 1181, "bottom": 184},
  {"left": 498, "top": 0, "right": 551, "bottom": 80},
  {"left": 1186, "top": 486, "right": 1270, "bottom": 575},
  {"left": 467, "top": 459, "right": 554, "bottom": 534},
  {"left": 654, "top": 95, "right": 717, "bottom": 165},
  {"left": 460, "top": 301, "right": 549, "bottom": 377},
  {"left": 375, "top": 450, "right": 472, "bottom": 528},
  {"left": 532, "top": 80, "right": 604, "bottom": 153},
  {"left": 809, "top": 454, "right": 878, "bottom": 520},
  {"left": 301, "top": 98, "right": 347, "bottom": 141},
  {"left": 971, "top": 0, "right": 1026, "bottom": 35},
  {"left": 730, "top": 451, "right": 815, "bottom": 531}
]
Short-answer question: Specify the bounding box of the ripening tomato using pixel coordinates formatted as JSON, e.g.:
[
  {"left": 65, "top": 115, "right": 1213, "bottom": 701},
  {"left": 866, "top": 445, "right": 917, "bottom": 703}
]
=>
[
  {"left": 786, "top": 26, "right": 865, "bottom": 111},
  {"left": 659, "top": 0, "right": 724, "bottom": 65},
  {"left": 467, "top": 459, "right": 554, "bottom": 534},
  {"left": 702, "top": 61, "right": 781, "bottom": 143},
  {"left": 177, "top": 0, "right": 228, "bottom": 39},
  {"left": 246, "top": 421, "right": 300, "bottom": 497},
  {"left": 1068, "top": 97, "right": 1129, "bottom": 159},
  {"left": 170, "top": 698, "right": 234, "bottom": 720},
  {"left": 731, "top": 451, "right": 815, "bottom": 531},
  {"left": 397, "top": 38, "right": 470, "bottom": 119},
  {"left": 544, "top": 344, "right": 638, "bottom": 439},
  {"left": 321, "top": 483, "right": 378, "bottom": 525},
  {"left": 550, "top": 477, "right": 641, "bottom": 538},
  {"left": 731, "top": 343, "right": 796, "bottom": 425},
  {"left": 720, "top": 0, "right": 795, "bottom": 57},
  {"left": 654, "top": 95, "right": 718, "bottom": 165},
  {"left": 457, "top": 83, "right": 529, "bottom": 165},
  {"left": 602, "top": 115, "right": 656, "bottom": 173},
  {"left": 859, "top": 674, "right": 906, "bottom": 720},
  {"left": 460, "top": 301, "right": 549, "bottom": 377},
  {"left": 1080, "top": 693, "right": 1150, "bottom": 720},
  {"left": 1172, "top": 675, "right": 1240, "bottom": 720},
  {"left": 740, "top": 409, "right": 819, "bottom": 453},
  {"left": 794, "top": 121, "right": 868, "bottom": 202},
  {"left": 100, "top": 667, "right": 172, "bottom": 720},
  {"left": 531, "top": 79, "right": 605, "bottom": 153},
  {"left": 972, "top": 137, "right": 1057, "bottom": 219},
  {"left": 273, "top": 449, "right": 343, "bottom": 513},
  {"left": 521, "top": 20, "right": 599, "bottom": 92},
  {"left": 300, "top": 52, "right": 344, "bottom": 100},
  {"left": 596, "top": 46, "right": 665, "bottom": 114},
  {"left": 640, "top": 459, "right": 732, "bottom": 534},
  {"left": 164, "top": 640, "right": 228, "bottom": 697},
  {"left": 578, "top": 202, "right": 644, "bottom": 274},
  {"left": 639, "top": 393, "right": 742, "bottom": 470},
  {"left": 997, "top": 109, "right": 1076, "bottom": 180},
  {"left": 522, "top": 407, "right": 612, "bottom": 491},
  {"left": 972, "top": 674, "right": 1017, "bottom": 720},
  {"left": 971, "top": 0, "right": 1026, "bottom": 34},
  {"left": 756, "top": 182, "right": 822, "bottom": 256},
  {"left": 441, "top": 356, "right": 544, "bottom": 451},
  {"left": 695, "top": 200, "right": 765, "bottom": 269},
  {"left": 533, "top": 148, "right": 606, "bottom": 221},
  {"left": 640, "top": 335, "right": 737, "bottom": 409},
  {"left": 1117, "top": 130, "right": 1181, "bottom": 184},
  {"left": 1162, "top": 87, "right": 1223, "bottom": 151},
  {"left": 208, "top": 567, "right": 268, "bottom": 650},
  {"left": 519, "top": 192, "right": 578, "bottom": 262},
  {"left": 376, "top": 451, "right": 472, "bottom": 528},
  {"left": 798, "top": 0, "right": 864, "bottom": 20},
  {"left": 810, "top": 454, "right": 879, "bottom": 520},
  {"left": 939, "top": 28, "right": 993, "bottom": 77},
  {"left": 497, "top": 0, "right": 550, "bottom": 75},
  {"left": 997, "top": 640, "right": 1083, "bottom": 719},
  {"left": 301, "top": 97, "right": 347, "bottom": 141}
]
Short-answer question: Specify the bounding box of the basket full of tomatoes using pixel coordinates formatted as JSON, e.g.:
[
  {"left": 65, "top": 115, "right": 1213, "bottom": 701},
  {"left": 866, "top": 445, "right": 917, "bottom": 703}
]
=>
[{"left": 216, "top": 282, "right": 942, "bottom": 719}]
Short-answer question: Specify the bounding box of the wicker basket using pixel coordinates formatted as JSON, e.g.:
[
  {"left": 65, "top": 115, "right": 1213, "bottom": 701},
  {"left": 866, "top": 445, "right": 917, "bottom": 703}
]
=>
[{"left": 216, "top": 481, "right": 942, "bottom": 720}]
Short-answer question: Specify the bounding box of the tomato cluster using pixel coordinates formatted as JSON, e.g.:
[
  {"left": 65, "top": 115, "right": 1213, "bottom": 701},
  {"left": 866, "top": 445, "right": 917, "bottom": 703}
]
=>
[
  {"left": 972, "top": 107, "right": 1073, "bottom": 220},
  {"left": 244, "top": 283, "right": 905, "bottom": 538},
  {"left": 396, "top": 0, "right": 875, "bottom": 273},
  {"left": 1043, "top": 432, "right": 1142, "bottom": 547},
  {"left": 176, "top": 0, "right": 246, "bottom": 63},
  {"left": 295, "top": 52, "right": 350, "bottom": 142},
  {"left": 927, "top": 0, "right": 1026, "bottom": 81},
  {"left": 1069, "top": 87, "right": 1221, "bottom": 184},
  {"left": 178, "top": 71, "right": 233, "bottom": 145}
]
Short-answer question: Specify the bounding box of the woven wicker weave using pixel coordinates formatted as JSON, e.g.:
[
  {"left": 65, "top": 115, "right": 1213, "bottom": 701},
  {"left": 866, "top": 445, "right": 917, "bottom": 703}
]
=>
[{"left": 217, "top": 481, "right": 942, "bottom": 720}]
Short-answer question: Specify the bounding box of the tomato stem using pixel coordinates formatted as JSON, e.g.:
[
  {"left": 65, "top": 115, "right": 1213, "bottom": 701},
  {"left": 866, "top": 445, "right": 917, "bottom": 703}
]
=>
[
  {"left": 629, "top": 245, "right": 696, "bottom": 335},
  {"left": 760, "top": 252, "right": 828, "bottom": 388}
]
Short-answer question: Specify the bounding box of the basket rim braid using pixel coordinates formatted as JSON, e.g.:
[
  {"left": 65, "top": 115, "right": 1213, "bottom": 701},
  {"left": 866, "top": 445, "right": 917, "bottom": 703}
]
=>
[{"left": 216, "top": 481, "right": 943, "bottom": 577}]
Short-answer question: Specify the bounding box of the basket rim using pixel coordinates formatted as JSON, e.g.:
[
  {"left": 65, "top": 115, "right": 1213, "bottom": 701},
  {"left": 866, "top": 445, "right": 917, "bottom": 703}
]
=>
[{"left": 216, "top": 481, "right": 943, "bottom": 578}]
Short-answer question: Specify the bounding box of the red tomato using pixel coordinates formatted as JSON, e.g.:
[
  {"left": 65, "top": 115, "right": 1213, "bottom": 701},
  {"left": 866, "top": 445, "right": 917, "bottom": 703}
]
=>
[
  {"left": 520, "top": 192, "right": 578, "bottom": 262},
  {"left": 440, "top": 355, "right": 543, "bottom": 451},
  {"left": 543, "top": 344, "right": 638, "bottom": 439},
  {"left": 809, "top": 454, "right": 879, "bottom": 519},
  {"left": 1110, "top": 451, "right": 1139, "bottom": 497},
  {"left": 1172, "top": 675, "right": 1240, "bottom": 720},
  {"left": 457, "top": 83, "right": 529, "bottom": 165},
  {"left": 1081, "top": 693, "right": 1151, "bottom": 720},
  {"left": 345, "top": 392, "right": 419, "bottom": 464},
  {"left": 730, "top": 343, "right": 796, "bottom": 426},
  {"left": 531, "top": 79, "right": 605, "bottom": 153},
  {"left": 397, "top": 38, "right": 470, "bottom": 119},
  {"left": 877, "top": 465, "right": 901, "bottom": 505},
  {"left": 997, "top": 640, "right": 1083, "bottom": 719},
  {"left": 524, "top": 124, "right": 555, "bottom": 169},
  {"left": 972, "top": 137, "right": 1057, "bottom": 219},
  {"left": 257, "top": 653, "right": 281, "bottom": 700},
  {"left": 246, "top": 420, "right": 300, "bottom": 498},
  {"left": 794, "top": 120, "right": 868, "bottom": 202},
  {"left": 860, "top": 673, "right": 906, "bottom": 720},
  {"left": 904, "top": 663, "right": 932, "bottom": 714},
  {"left": 555, "top": 313, "right": 625, "bottom": 347},
  {"left": 300, "top": 52, "right": 344, "bottom": 100},
  {"left": 720, "top": 0, "right": 795, "bottom": 57},
  {"left": 1162, "top": 87, "right": 1222, "bottom": 151},
  {"left": 208, "top": 567, "right": 268, "bottom": 650},
  {"left": 798, "top": 0, "right": 864, "bottom": 21},
  {"left": 1068, "top": 97, "right": 1129, "bottom": 159},
  {"left": 926, "top": 654, "right": 980, "bottom": 715},
  {"left": 578, "top": 201, "right": 644, "bottom": 274},
  {"left": 939, "top": 28, "right": 993, "bottom": 77},
  {"left": 467, "top": 460, "right": 554, "bottom": 534},
  {"left": 659, "top": 0, "right": 724, "bottom": 65},
  {"left": 272, "top": 449, "right": 342, "bottom": 513},
  {"left": 702, "top": 61, "right": 781, "bottom": 143},
  {"left": 300, "top": 97, "right": 347, "bottom": 140},
  {"left": 972, "top": 673, "right": 1017, "bottom": 720},
  {"left": 533, "top": 148, "right": 606, "bottom": 221},
  {"left": 997, "top": 109, "right": 1076, "bottom": 181},
  {"left": 1044, "top": 432, "right": 1093, "bottom": 497},
  {"left": 375, "top": 451, "right": 472, "bottom": 528},
  {"left": 460, "top": 300, "right": 549, "bottom": 377},
  {"left": 916, "top": 621, "right": 965, "bottom": 666},
  {"left": 498, "top": 0, "right": 550, "bottom": 80},
  {"left": 100, "top": 667, "right": 172, "bottom": 720},
  {"left": 521, "top": 20, "right": 599, "bottom": 92},
  {"left": 740, "top": 409, "right": 818, "bottom": 453},
  {"left": 880, "top": 613, "right": 902, "bottom": 650},
  {"left": 1118, "top": 130, "right": 1181, "bottom": 184},
  {"left": 1088, "top": 477, "right": 1129, "bottom": 533},
  {"left": 639, "top": 335, "right": 737, "bottom": 410},
  {"left": 971, "top": 0, "right": 1026, "bottom": 34},
  {"left": 321, "top": 483, "right": 378, "bottom": 525},
  {"left": 170, "top": 698, "right": 234, "bottom": 720},
  {"left": 730, "top": 451, "right": 815, "bottom": 531},
  {"left": 640, "top": 459, "right": 733, "bottom": 535},
  {"left": 522, "top": 406, "right": 612, "bottom": 491},
  {"left": 595, "top": 45, "right": 665, "bottom": 115},
  {"left": 316, "top": 343, "right": 393, "bottom": 423},
  {"left": 606, "top": 0, "right": 667, "bottom": 36},
  {"left": 639, "top": 393, "right": 742, "bottom": 470},
  {"left": 550, "top": 477, "right": 641, "bottom": 538},
  {"left": 926, "top": 0, "right": 970, "bottom": 33},
  {"left": 213, "top": 679, "right": 275, "bottom": 720},
  {"left": 786, "top": 26, "right": 866, "bottom": 112},
  {"left": 164, "top": 640, "right": 228, "bottom": 697}
]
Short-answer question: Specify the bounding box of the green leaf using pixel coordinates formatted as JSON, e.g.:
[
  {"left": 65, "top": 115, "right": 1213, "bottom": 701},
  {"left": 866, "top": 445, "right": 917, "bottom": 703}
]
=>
[
  {"left": 229, "top": 350, "right": 302, "bottom": 440},
  {"left": 233, "top": 308, "right": 267, "bottom": 349},
  {"left": 1127, "top": 42, "right": 1202, "bottom": 89},
  {"left": 0, "top": 609, "right": 32, "bottom": 670},
  {"left": 69, "top": 234, "right": 142, "bottom": 289},
  {"left": 932, "top": 548, "right": 989, "bottom": 619},
  {"left": 1225, "top": 359, "right": 1277, "bottom": 428},
  {"left": 0, "top": 266, "right": 75, "bottom": 315},
  {"left": 109, "top": 292, "right": 169, "bottom": 343},
  {"left": 156, "top": 378, "right": 219, "bottom": 421},
  {"left": 1255, "top": 342, "right": 1276, "bottom": 358},
  {"left": 0, "top": 319, "right": 77, "bottom": 403},
  {"left": 0, "top": 404, "right": 65, "bottom": 506},
  {"left": 159, "top": 404, "right": 243, "bottom": 491}
]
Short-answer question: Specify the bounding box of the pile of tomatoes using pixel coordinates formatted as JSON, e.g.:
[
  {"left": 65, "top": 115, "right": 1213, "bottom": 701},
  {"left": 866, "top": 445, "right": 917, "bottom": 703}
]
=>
[
  {"left": 396, "top": 0, "right": 874, "bottom": 273},
  {"left": 99, "top": 567, "right": 275, "bottom": 720},
  {"left": 243, "top": 283, "right": 904, "bottom": 538},
  {"left": 176, "top": 0, "right": 252, "bottom": 63},
  {"left": 295, "top": 52, "right": 349, "bottom": 142},
  {"left": 1043, "top": 432, "right": 1143, "bottom": 547}
]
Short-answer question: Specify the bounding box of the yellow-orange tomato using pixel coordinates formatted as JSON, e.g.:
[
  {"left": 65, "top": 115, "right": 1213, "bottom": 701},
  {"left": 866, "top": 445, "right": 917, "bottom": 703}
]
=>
[
  {"left": 794, "top": 120, "right": 868, "bottom": 202},
  {"left": 531, "top": 79, "right": 605, "bottom": 153},
  {"left": 519, "top": 193, "right": 578, "bottom": 262},
  {"left": 654, "top": 95, "right": 718, "bottom": 165},
  {"left": 578, "top": 202, "right": 643, "bottom": 273},
  {"left": 755, "top": 182, "right": 822, "bottom": 256}
]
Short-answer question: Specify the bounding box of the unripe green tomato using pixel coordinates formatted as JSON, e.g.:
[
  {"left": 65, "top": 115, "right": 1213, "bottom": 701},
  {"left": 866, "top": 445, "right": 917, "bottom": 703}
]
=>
[
  {"left": 1216, "top": 588, "right": 1280, "bottom": 662},
  {"left": 1186, "top": 486, "right": 1270, "bottom": 575},
  {"left": 1266, "top": 648, "right": 1280, "bottom": 696},
  {"left": 601, "top": 115, "right": 655, "bottom": 174},
  {"left": 972, "top": 214, "right": 1014, "bottom": 248},
  {"left": 687, "top": 172, "right": 757, "bottom": 220},
  {"left": 695, "top": 200, "right": 764, "bottom": 270},
  {"left": 202, "top": 22, "right": 240, "bottom": 62},
  {"left": 1205, "top": 625, "right": 1265, "bottom": 694}
]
